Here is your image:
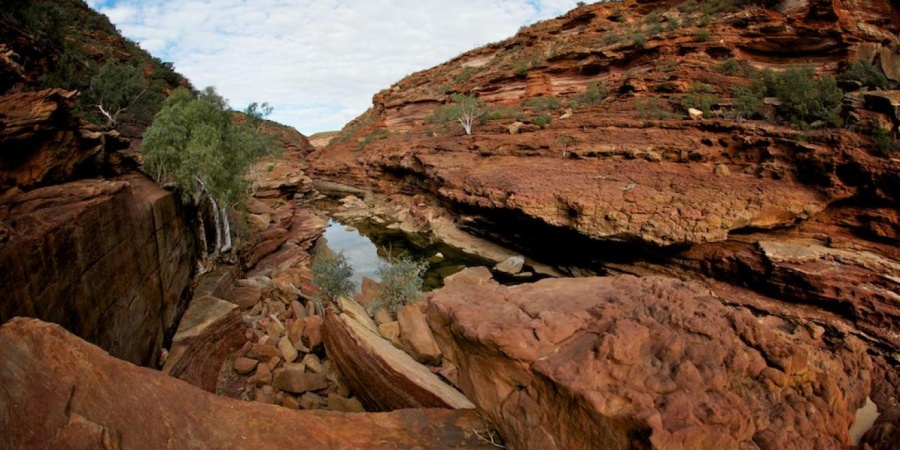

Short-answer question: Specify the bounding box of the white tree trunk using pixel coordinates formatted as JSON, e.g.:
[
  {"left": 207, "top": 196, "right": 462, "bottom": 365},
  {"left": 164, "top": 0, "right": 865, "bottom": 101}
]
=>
[
  {"left": 220, "top": 204, "right": 232, "bottom": 253},
  {"left": 196, "top": 206, "right": 208, "bottom": 259},
  {"left": 209, "top": 196, "right": 222, "bottom": 256}
]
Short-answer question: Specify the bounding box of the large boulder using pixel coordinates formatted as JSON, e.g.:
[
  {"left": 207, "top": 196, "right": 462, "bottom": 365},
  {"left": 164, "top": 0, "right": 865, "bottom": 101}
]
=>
[
  {"left": 428, "top": 269, "right": 873, "bottom": 450},
  {"left": 0, "top": 318, "right": 497, "bottom": 449},
  {"left": 0, "top": 174, "right": 195, "bottom": 366},
  {"left": 322, "top": 310, "right": 475, "bottom": 411}
]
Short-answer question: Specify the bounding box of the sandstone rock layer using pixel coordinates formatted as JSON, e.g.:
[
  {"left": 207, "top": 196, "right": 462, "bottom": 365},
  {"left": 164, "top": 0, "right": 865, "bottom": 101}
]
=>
[
  {"left": 428, "top": 269, "right": 872, "bottom": 450},
  {"left": 0, "top": 318, "right": 496, "bottom": 450}
]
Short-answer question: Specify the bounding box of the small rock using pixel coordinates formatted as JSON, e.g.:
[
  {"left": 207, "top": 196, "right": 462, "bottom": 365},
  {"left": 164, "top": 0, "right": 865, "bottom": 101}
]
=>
[
  {"left": 508, "top": 121, "right": 525, "bottom": 134},
  {"left": 254, "top": 363, "right": 273, "bottom": 387},
  {"left": 291, "top": 300, "right": 307, "bottom": 320},
  {"left": 688, "top": 108, "right": 704, "bottom": 120},
  {"left": 306, "top": 301, "right": 316, "bottom": 317},
  {"left": 494, "top": 255, "right": 525, "bottom": 275},
  {"left": 299, "top": 392, "right": 326, "bottom": 410},
  {"left": 248, "top": 344, "right": 280, "bottom": 362},
  {"left": 428, "top": 252, "right": 445, "bottom": 263},
  {"left": 559, "top": 108, "right": 573, "bottom": 120},
  {"left": 373, "top": 307, "right": 393, "bottom": 325},
  {"left": 278, "top": 336, "right": 299, "bottom": 363},
  {"left": 282, "top": 395, "right": 301, "bottom": 410},
  {"left": 254, "top": 385, "right": 276, "bottom": 404},
  {"left": 304, "top": 315, "right": 324, "bottom": 350},
  {"left": 233, "top": 357, "right": 259, "bottom": 376},
  {"left": 228, "top": 286, "right": 262, "bottom": 310},
  {"left": 266, "top": 356, "right": 282, "bottom": 371},
  {"left": 378, "top": 322, "right": 402, "bottom": 348},
  {"left": 288, "top": 318, "right": 306, "bottom": 348},
  {"left": 274, "top": 369, "right": 329, "bottom": 394},
  {"left": 397, "top": 304, "right": 443, "bottom": 365},
  {"left": 301, "top": 354, "right": 324, "bottom": 374},
  {"left": 714, "top": 164, "right": 731, "bottom": 177},
  {"left": 327, "top": 395, "right": 366, "bottom": 413}
]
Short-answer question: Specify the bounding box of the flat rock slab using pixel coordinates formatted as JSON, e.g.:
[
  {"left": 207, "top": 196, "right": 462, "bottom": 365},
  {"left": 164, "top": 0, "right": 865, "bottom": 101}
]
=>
[
  {"left": 0, "top": 318, "right": 496, "bottom": 450},
  {"left": 428, "top": 269, "right": 873, "bottom": 450},
  {"left": 420, "top": 153, "right": 823, "bottom": 246},
  {"left": 323, "top": 310, "right": 475, "bottom": 412}
]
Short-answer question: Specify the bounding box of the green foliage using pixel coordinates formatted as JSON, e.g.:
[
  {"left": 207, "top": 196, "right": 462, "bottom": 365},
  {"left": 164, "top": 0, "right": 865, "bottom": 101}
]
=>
[
  {"left": 734, "top": 66, "right": 843, "bottom": 127},
  {"left": 374, "top": 256, "right": 428, "bottom": 316},
  {"left": 716, "top": 58, "right": 743, "bottom": 75},
  {"left": 429, "top": 93, "right": 487, "bottom": 135},
  {"left": 873, "top": 126, "right": 897, "bottom": 156},
  {"left": 632, "top": 33, "right": 646, "bottom": 49},
  {"left": 577, "top": 1, "right": 586, "bottom": 6},
  {"left": 576, "top": 82, "right": 608, "bottom": 105},
  {"left": 522, "top": 96, "right": 563, "bottom": 112},
  {"left": 311, "top": 250, "right": 355, "bottom": 311},
  {"left": 666, "top": 17, "right": 681, "bottom": 31},
  {"left": 694, "top": 30, "right": 710, "bottom": 42},
  {"left": 636, "top": 98, "right": 681, "bottom": 120},
  {"left": 533, "top": 114, "right": 553, "bottom": 128},
  {"left": 142, "top": 87, "right": 277, "bottom": 208},
  {"left": 357, "top": 129, "right": 389, "bottom": 151},
  {"left": 82, "top": 61, "right": 147, "bottom": 127},
  {"left": 839, "top": 60, "right": 889, "bottom": 89},
  {"left": 601, "top": 32, "right": 623, "bottom": 46},
  {"left": 485, "top": 107, "right": 524, "bottom": 121}
]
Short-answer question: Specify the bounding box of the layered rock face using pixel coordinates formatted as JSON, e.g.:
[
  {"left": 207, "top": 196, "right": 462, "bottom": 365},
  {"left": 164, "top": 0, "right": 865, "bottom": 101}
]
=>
[
  {"left": 308, "top": 3, "right": 900, "bottom": 442},
  {"left": 429, "top": 269, "right": 872, "bottom": 450},
  {"left": 0, "top": 318, "right": 497, "bottom": 450},
  {"left": 0, "top": 89, "right": 195, "bottom": 366}
]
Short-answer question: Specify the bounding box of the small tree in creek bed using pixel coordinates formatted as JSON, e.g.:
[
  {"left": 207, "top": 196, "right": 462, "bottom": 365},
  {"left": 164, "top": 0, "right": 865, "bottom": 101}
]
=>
[{"left": 142, "top": 87, "right": 277, "bottom": 258}]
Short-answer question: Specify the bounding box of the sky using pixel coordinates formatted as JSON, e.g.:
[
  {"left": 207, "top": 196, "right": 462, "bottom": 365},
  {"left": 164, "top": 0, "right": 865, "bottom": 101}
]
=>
[{"left": 84, "top": 0, "right": 587, "bottom": 134}]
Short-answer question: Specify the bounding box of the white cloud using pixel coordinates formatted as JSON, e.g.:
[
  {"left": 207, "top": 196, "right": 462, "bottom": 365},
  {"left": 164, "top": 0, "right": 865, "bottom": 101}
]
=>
[{"left": 87, "top": 0, "right": 583, "bottom": 134}]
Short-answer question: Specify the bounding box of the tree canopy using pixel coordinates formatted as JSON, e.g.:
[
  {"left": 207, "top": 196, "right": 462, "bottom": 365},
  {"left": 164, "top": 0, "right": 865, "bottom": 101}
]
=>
[{"left": 142, "top": 86, "right": 278, "bottom": 255}]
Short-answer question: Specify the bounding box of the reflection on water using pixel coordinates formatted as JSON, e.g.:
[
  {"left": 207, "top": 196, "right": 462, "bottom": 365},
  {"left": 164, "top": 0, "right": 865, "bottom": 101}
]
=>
[
  {"left": 320, "top": 220, "right": 382, "bottom": 289},
  {"left": 318, "top": 219, "right": 498, "bottom": 292}
]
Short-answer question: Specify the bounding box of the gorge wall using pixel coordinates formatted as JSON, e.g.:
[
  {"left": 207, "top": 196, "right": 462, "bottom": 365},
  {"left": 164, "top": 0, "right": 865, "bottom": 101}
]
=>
[{"left": 0, "top": 90, "right": 196, "bottom": 367}]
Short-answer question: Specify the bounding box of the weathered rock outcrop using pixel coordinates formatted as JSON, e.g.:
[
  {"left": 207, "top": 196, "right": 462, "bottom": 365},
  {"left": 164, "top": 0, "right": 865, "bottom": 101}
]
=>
[
  {"left": 0, "top": 89, "right": 196, "bottom": 367},
  {"left": 428, "top": 268, "right": 873, "bottom": 450},
  {"left": 0, "top": 318, "right": 497, "bottom": 449},
  {"left": 323, "top": 308, "right": 475, "bottom": 411},
  {"left": 0, "top": 174, "right": 195, "bottom": 366}
]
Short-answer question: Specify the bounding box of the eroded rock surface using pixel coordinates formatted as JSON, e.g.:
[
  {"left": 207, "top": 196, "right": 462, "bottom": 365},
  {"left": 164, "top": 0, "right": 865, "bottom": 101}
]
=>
[
  {"left": 428, "top": 269, "right": 873, "bottom": 450},
  {"left": 0, "top": 318, "right": 497, "bottom": 450}
]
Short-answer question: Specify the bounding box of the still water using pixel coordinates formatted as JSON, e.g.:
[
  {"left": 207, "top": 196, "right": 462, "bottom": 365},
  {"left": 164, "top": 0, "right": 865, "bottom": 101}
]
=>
[{"left": 318, "top": 219, "right": 498, "bottom": 291}]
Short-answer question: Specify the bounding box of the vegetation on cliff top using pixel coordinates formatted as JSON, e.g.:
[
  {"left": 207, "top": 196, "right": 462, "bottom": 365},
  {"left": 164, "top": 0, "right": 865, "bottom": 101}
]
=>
[{"left": 2, "top": 0, "right": 187, "bottom": 133}]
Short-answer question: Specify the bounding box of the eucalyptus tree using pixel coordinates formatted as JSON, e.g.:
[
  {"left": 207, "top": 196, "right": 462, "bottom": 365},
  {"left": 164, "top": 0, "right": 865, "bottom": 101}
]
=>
[{"left": 142, "top": 87, "right": 276, "bottom": 257}]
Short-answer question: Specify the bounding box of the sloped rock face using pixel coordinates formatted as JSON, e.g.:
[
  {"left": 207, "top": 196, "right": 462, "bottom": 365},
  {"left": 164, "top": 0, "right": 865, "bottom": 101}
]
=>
[
  {"left": 0, "top": 318, "right": 497, "bottom": 450},
  {"left": 428, "top": 269, "right": 872, "bottom": 450},
  {"left": 0, "top": 89, "right": 131, "bottom": 191},
  {"left": 0, "top": 89, "right": 195, "bottom": 367},
  {"left": 0, "top": 174, "right": 195, "bottom": 366},
  {"left": 322, "top": 309, "right": 474, "bottom": 411}
]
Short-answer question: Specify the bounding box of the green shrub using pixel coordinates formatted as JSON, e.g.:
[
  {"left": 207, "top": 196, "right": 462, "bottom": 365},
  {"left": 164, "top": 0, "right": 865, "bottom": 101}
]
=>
[
  {"left": 839, "top": 60, "right": 889, "bottom": 89},
  {"left": 522, "top": 96, "right": 564, "bottom": 112},
  {"left": 375, "top": 256, "right": 427, "bottom": 316},
  {"left": 357, "top": 129, "right": 389, "bottom": 152},
  {"left": 873, "top": 126, "right": 897, "bottom": 156},
  {"left": 576, "top": 82, "right": 608, "bottom": 105},
  {"left": 533, "top": 114, "right": 553, "bottom": 128},
  {"left": 636, "top": 98, "right": 681, "bottom": 120},
  {"left": 633, "top": 33, "right": 646, "bottom": 49},
  {"left": 734, "top": 66, "right": 843, "bottom": 127},
  {"left": 666, "top": 17, "right": 681, "bottom": 31},
  {"left": 601, "top": 32, "right": 623, "bottom": 45},
  {"left": 716, "top": 58, "right": 743, "bottom": 75},
  {"left": 694, "top": 29, "right": 710, "bottom": 42},
  {"left": 311, "top": 250, "right": 354, "bottom": 312}
]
